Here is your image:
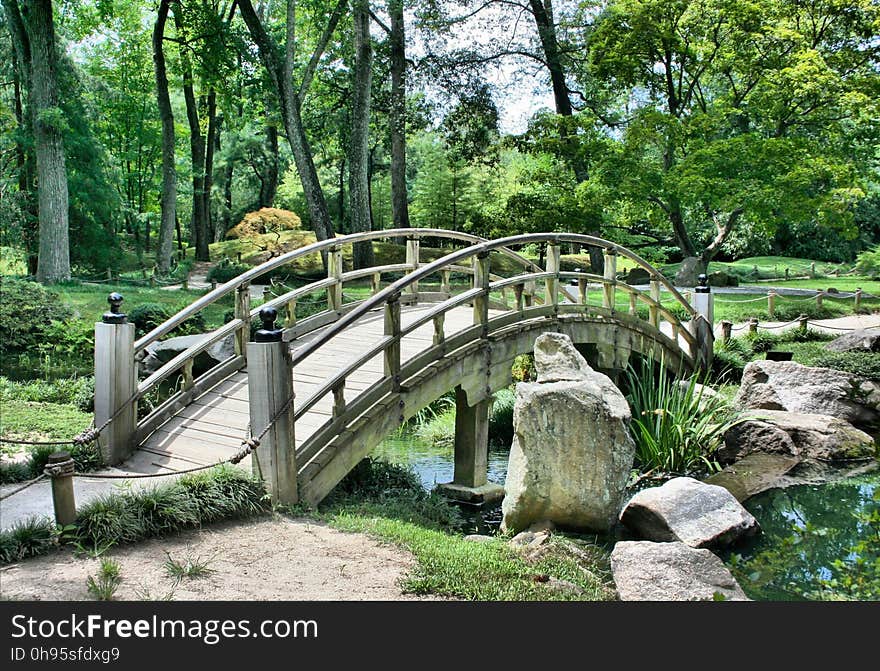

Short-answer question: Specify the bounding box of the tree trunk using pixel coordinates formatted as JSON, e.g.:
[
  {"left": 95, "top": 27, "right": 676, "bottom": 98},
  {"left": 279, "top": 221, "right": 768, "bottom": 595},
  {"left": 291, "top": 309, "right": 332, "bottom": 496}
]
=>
[
  {"left": 153, "top": 0, "right": 176, "bottom": 274},
  {"left": 349, "top": 0, "right": 374, "bottom": 269},
  {"left": 204, "top": 89, "right": 218, "bottom": 243},
  {"left": 237, "top": 0, "right": 337, "bottom": 247},
  {"left": 17, "top": 0, "right": 69, "bottom": 283},
  {"left": 337, "top": 157, "right": 346, "bottom": 233},
  {"left": 259, "top": 123, "right": 279, "bottom": 207},
  {"left": 174, "top": 4, "right": 209, "bottom": 262},
  {"left": 389, "top": 0, "right": 409, "bottom": 232}
]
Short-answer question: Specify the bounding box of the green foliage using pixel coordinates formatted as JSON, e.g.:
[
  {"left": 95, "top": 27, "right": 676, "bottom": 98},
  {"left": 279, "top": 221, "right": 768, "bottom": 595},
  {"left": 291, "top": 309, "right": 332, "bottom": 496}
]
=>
[
  {"left": 0, "top": 518, "right": 59, "bottom": 564},
  {"left": 164, "top": 552, "right": 215, "bottom": 582},
  {"left": 488, "top": 388, "right": 515, "bottom": 447},
  {"left": 711, "top": 348, "right": 747, "bottom": 384},
  {"left": 809, "top": 352, "right": 880, "bottom": 383},
  {"left": 0, "top": 376, "right": 94, "bottom": 411},
  {"left": 856, "top": 246, "right": 880, "bottom": 278},
  {"left": 72, "top": 466, "right": 269, "bottom": 551},
  {"left": 86, "top": 557, "right": 122, "bottom": 600},
  {"left": 206, "top": 262, "right": 251, "bottom": 285},
  {"left": 625, "top": 363, "right": 739, "bottom": 474},
  {"left": 0, "top": 280, "right": 73, "bottom": 356},
  {"left": 746, "top": 332, "right": 781, "bottom": 353},
  {"left": 127, "top": 302, "right": 206, "bottom": 338}
]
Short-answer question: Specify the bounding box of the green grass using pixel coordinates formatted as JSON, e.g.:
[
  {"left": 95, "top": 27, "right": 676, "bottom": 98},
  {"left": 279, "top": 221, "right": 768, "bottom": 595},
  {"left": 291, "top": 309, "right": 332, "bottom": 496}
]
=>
[
  {"left": 662, "top": 255, "right": 851, "bottom": 281},
  {"left": 0, "top": 400, "right": 92, "bottom": 443},
  {"left": 164, "top": 552, "right": 215, "bottom": 582},
  {"left": 86, "top": 557, "right": 122, "bottom": 600},
  {"left": 330, "top": 512, "right": 614, "bottom": 600},
  {"left": 759, "top": 277, "right": 880, "bottom": 294}
]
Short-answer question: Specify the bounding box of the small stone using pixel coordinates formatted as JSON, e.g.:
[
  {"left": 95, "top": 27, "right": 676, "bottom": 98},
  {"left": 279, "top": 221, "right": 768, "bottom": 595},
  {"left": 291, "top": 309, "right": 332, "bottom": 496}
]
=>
[
  {"left": 464, "top": 534, "right": 494, "bottom": 544},
  {"left": 611, "top": 541, "right": 749, "bottom": 601},
  {"left": 620, "top": 477, "right": 759, "bottom": 548},
  {"left": 509, "top": 530, "right": 551, "bottom": 550}
]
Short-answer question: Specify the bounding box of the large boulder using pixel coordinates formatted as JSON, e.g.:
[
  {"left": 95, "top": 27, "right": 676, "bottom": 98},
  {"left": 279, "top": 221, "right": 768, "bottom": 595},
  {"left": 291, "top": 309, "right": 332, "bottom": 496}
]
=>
[
  {"left": 708, "top": 270, "right": 739, "bottom": 287},
  {"left": 825, "top": 329, "right": 880, "bottom": 353},
  {"left": 625, "top": 267, "right": 651, "bottom": 285},
  {"left": 141, "top": 333, "right": 236, "bottom": 376},
  {"left": 735, "top": 360, "right": 880, "bottom": 429},
  {"left": 620, "top": 477, "right": 759, "bottom": 548},
  {"left": 501, "top": 333, "right": 636, "bottom": 533},
  {"left": 674, "top": 257, "right": 704, "bottom": 287},
  {"left": 611, "top": 541, "right": 749, "bottom": 601},
  {"left": 720, "top": 409, "right": 876, "bottom": 464}
]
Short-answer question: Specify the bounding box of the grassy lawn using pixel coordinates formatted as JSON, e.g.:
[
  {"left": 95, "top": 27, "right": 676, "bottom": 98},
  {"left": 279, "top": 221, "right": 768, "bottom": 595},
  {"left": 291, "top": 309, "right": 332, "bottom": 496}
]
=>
[
  {"left": 0, "top": 400, "right": 92, "bottom": 445},
  {"left": 662, "top": 255, "right": 853, "bottom": 281},
  {"left": 757, "top": 277, "right": 880, "bottom": 294}
]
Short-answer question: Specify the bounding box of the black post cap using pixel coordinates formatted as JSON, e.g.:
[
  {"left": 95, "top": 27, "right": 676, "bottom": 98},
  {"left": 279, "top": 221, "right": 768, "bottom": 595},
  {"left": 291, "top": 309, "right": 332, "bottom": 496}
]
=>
[
  {"left": 695, "top": 274, "right": 710, "bottom": 293},
  {"left": 254, "top": 307, "right": 283, "bottom": 342},
  {"left": 102, "top": 292, "right": 127, "bottom": 323}
]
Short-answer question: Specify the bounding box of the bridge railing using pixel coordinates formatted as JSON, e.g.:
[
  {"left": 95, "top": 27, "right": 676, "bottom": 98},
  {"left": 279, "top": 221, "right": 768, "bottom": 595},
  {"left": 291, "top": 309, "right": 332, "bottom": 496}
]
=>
[{"left": 120, "top": 229, "right": 564, "bottom": 457}]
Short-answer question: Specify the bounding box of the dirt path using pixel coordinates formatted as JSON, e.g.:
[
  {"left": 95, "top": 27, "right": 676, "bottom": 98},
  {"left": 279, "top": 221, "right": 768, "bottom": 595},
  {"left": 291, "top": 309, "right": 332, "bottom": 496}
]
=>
[{"left": 0, "top": 517, "right": 440, "bottom": 601}]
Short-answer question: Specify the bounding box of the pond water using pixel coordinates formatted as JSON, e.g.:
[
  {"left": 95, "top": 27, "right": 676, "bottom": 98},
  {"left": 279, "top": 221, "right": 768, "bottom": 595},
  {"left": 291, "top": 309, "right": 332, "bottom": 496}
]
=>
[{"left": 373, "top": 433, "right": 880, "bottom": 601}]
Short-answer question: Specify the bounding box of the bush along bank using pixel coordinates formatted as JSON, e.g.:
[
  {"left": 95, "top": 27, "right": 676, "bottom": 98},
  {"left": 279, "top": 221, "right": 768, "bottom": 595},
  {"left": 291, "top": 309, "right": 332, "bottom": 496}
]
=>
[{"left": 0, "top": 466, "right": 269, "bottom": 565}]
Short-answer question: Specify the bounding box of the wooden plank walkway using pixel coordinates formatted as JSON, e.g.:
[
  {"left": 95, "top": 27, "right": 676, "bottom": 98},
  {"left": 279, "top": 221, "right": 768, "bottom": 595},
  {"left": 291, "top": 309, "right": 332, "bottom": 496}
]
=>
[{"left": 123, "top": 304, "right": 486, "bottom": 474}]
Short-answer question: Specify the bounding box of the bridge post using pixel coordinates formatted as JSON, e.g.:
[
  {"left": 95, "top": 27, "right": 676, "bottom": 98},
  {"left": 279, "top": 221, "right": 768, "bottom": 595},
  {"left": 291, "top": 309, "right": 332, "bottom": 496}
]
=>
[
  {"left": 384, "top": 293, "right": 401, "bottom": 392},
  {"left": 690, "top": 274, "right": 715, "bottom": 371},
  {"left": 247, "top": 308, "right": 297, "bottom": 505},
  {"left": 406, "top": 238, "right": 420, "bottom": 300},
  {"left": 545, "top": 243, "right": 560, "bottom": 308},
  {"left": 438, "top": 387, "right": 504, "bottom": 505},
  {"left": 234, "top": 282, "right": 251, "bottom": 359},
  {"left": 473, "top": 251, "right": 490, "bottom": 329},
  {"left": 94, "top": 293, "right": 137, "bottom": 465},
  {"left": 649, "top": 279, "right": 661, "bottom": 328},
  {"left": 603, "top": 249, "right": 617, "bottom": 310},
  {"left": 328, "top": 246, "right": 343, "bottom": 312}
]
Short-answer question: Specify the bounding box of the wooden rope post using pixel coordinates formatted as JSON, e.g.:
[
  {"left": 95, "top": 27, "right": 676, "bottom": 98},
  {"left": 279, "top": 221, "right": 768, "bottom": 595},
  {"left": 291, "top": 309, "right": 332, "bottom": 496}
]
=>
[
  {"left": 47, "top": 452, "right": 76, "bottom": 527},
  {"left": 405, "top": 238, "right": 420, "bottom": 299},
  {"left": 816, "top": 291, "right": 824, "bottom": 309},
  {"left": 767, "top": 290, "right": 776, "bottom": 319},
  {"left": 855, "top": 288, "right": 862, "bottom": 310},
  {"left": 234, "top": 282, "right": 251, "bottom": 359},
  {"left": 473, "top": 251, "right": 491, "bottom": 330},
  {"left": 545, "top": 243, "right": 561, "bottom": 308},
  {"left": 94, "top": 293, "right": 137, "bottom": 465},
  {"left": 649, "top": 279, "right": 661, "bottom": 329},
  {"left": 799, "top": 314, "right": 808, "bottom": 332},
  {"left": 690, "top": 274, "right": 714, "bottom": 370},
  {"left": 721, "top": 320, "right": 733, "bottom": 343},
  {"left": 182, "top": 273, "right": 189, "bottom": 291},
  {"left": 602, "top": 249, "right": 617, "bottom": 310},
  {"left": 384, "top": 295, "right": 401, "bottom": 392},
  {"left": 247, "top": 308, "right": 297, "bottom": 505},
  {"left": 210, "top": 279, "right": 217, "bottom": 290},
  {"left": 810, "top": 262, "right": 816, "bottom": 278},
  {"left": 328, "top": 246, "right": 343, "bottom": 312},
  {"left": 749, "top": 318, "right": 759, "bottom": 335}
]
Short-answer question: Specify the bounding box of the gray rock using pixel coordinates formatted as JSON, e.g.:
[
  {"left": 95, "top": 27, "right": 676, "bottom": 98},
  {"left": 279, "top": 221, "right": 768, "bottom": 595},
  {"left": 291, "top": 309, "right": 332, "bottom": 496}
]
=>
[
  {"left": 708, "top": 270, "right": 738, "bottom": 287},
  {"left": 626, "top": 267, "right": 651, "bottom": 285},
  {"left": 509, "top": 530, "right": 551, "bottom": 551},
  {"left": 825, "top": 329, "right": 880, "bottom": 353},
  {"left": 464, "top": 534, "right": 495, "bottom": 544},
  {"left": 620, "top": 476, "right": 759, "bottom": 548},
  {"left": 720, "top": 409, "right": 876, "bottom": 464},
  {"left": 674, "top": 257, "right": 705, "bottom": 287},
  {"left": 533, "top": 332, "right": 594, "bottom": 383},
  {"left": 501, "top": 334, "right": 636, "bottom": 533},
  {"left": 141, "top": 333, "right": 236, "bottom": 376},
  {"left": 611, "top": 541, "right": 749, "bottom": 601},
  {"left": 735, "top": 360, "right": 880, "bottom": 429}
]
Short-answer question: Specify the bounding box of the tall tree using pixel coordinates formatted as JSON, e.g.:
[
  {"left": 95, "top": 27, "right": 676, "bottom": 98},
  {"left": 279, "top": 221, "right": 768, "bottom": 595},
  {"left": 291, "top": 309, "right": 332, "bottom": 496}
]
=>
[
  {"left": 153, "top": 0, "right": 176, "bottom": 274},
  {"left": 350, "top": 0, "right": 375, "bottom": 267},
  {"left": 3, "top": 0, "right": 70, "bottom": 282},
  {"left": 387, "top": 0, "right": 410, "bottom": 231},
  {"left": 237, "top": 0, "right": 348, "bottom": 245}
]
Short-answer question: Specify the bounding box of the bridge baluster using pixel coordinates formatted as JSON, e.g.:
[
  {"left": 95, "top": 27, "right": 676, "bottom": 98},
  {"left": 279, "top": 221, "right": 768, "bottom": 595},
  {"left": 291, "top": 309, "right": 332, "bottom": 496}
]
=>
[
  {"left": 234, "top": 282, "right": 251, "bottom": 359},
  {"left": 513, "top": 283, "right": 524, "bottom": 311},
  {"left": 182, "top": 359, "right": 194, "bottom": 391},
  {"left": 602, "top": 249, "right": 617, "bottom": 310},
  {"left": 578, "top": 274, "right": 588, "bottom": 305},
  {"left": 384, "top": 295, "right": 401, "bottom": 392},
  {"left": 546, "top": 243, "right": 560, "bottom": 308},
  {"left": 371, "top": 272, "right": 381, "bottom": 295},
  {"left": 285, "top": 300, "right": 297, "bottom": 328},
  {"left": 473, "top": 251, "right": 490, "bottom": 330},
  {"left": 332, "top": 380, "right": 346, "bottom": 420},
  {"left": 328, "top": 247, "right": 343, "bottom": 312},
  {"left": 629, "top": 292, "right": 637, "bottom": 315},
  {"left": 406, "top": 238, "right": 420, "bottom": 299},
  {"left": 433, "top": 314, "right": 445, "bottom": 346},
  {"left": 649, "top": 279, "right": 661, "bottom": 328},
  {"left": 441, "top": 270, "right": 451, "bottom": 295}
]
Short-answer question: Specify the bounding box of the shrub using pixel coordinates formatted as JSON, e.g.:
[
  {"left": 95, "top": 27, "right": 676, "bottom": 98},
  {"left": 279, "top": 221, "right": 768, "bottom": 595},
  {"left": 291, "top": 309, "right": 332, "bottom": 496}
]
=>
[
  {"left": 779, "top": 328, "right": 835, "bottom": 344},
  {"left": 855, "top": 245, "right": 880, "bottom": 278},
  {"left": 206, "top": 262, "right": 250, "bottom": 285},
  {"left": 0, "top": 279, "right": 73, "bottom": 355},
  {"left": 489, "top": 387, "right": 515, "bottom": 446},
  {"left": 747, "top": 332, "right": 781, "bottom": 353},
  {"left": 625, "top": 363, "right": 740, "bottom": 474},
  {"left": 128, "top": 303, "right": 171, "bottom": 336},
  {"left": 0, "top": 518, "right": 59, "bottom": 563},
  {"left": 225, "top": 207, "right": 302, "bottom": 239},
  {"left": 711, "top": 349, "right": 747, "bottom": 384},
  {"left": 810, "top": 352, "right": 880, "bottom": 382}
]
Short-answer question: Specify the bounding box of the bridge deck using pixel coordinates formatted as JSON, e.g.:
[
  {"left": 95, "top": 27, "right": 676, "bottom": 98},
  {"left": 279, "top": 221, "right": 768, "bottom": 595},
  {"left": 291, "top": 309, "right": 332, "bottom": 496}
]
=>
[{"left": 124, "top": 304, "right": 492, "bottom": 474}]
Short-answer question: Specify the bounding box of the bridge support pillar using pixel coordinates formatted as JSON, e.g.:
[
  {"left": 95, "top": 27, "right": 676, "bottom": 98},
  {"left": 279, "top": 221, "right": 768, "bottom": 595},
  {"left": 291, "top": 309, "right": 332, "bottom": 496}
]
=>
[
  {"left": 247, "top": 308, "right": 298, "bottom": 506},
  {"left": 437, "top": 386, "right": 504, "bottom": 506},
  {"left": 94, "top": 293, "right": 137, "bottom": 465}
]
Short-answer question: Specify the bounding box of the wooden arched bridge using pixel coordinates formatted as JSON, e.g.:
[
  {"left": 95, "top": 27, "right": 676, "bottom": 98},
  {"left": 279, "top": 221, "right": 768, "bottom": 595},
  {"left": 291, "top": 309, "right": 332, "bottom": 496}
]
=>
[{"left": 93, "top": 230, "right": 714, "bottom": 506}]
